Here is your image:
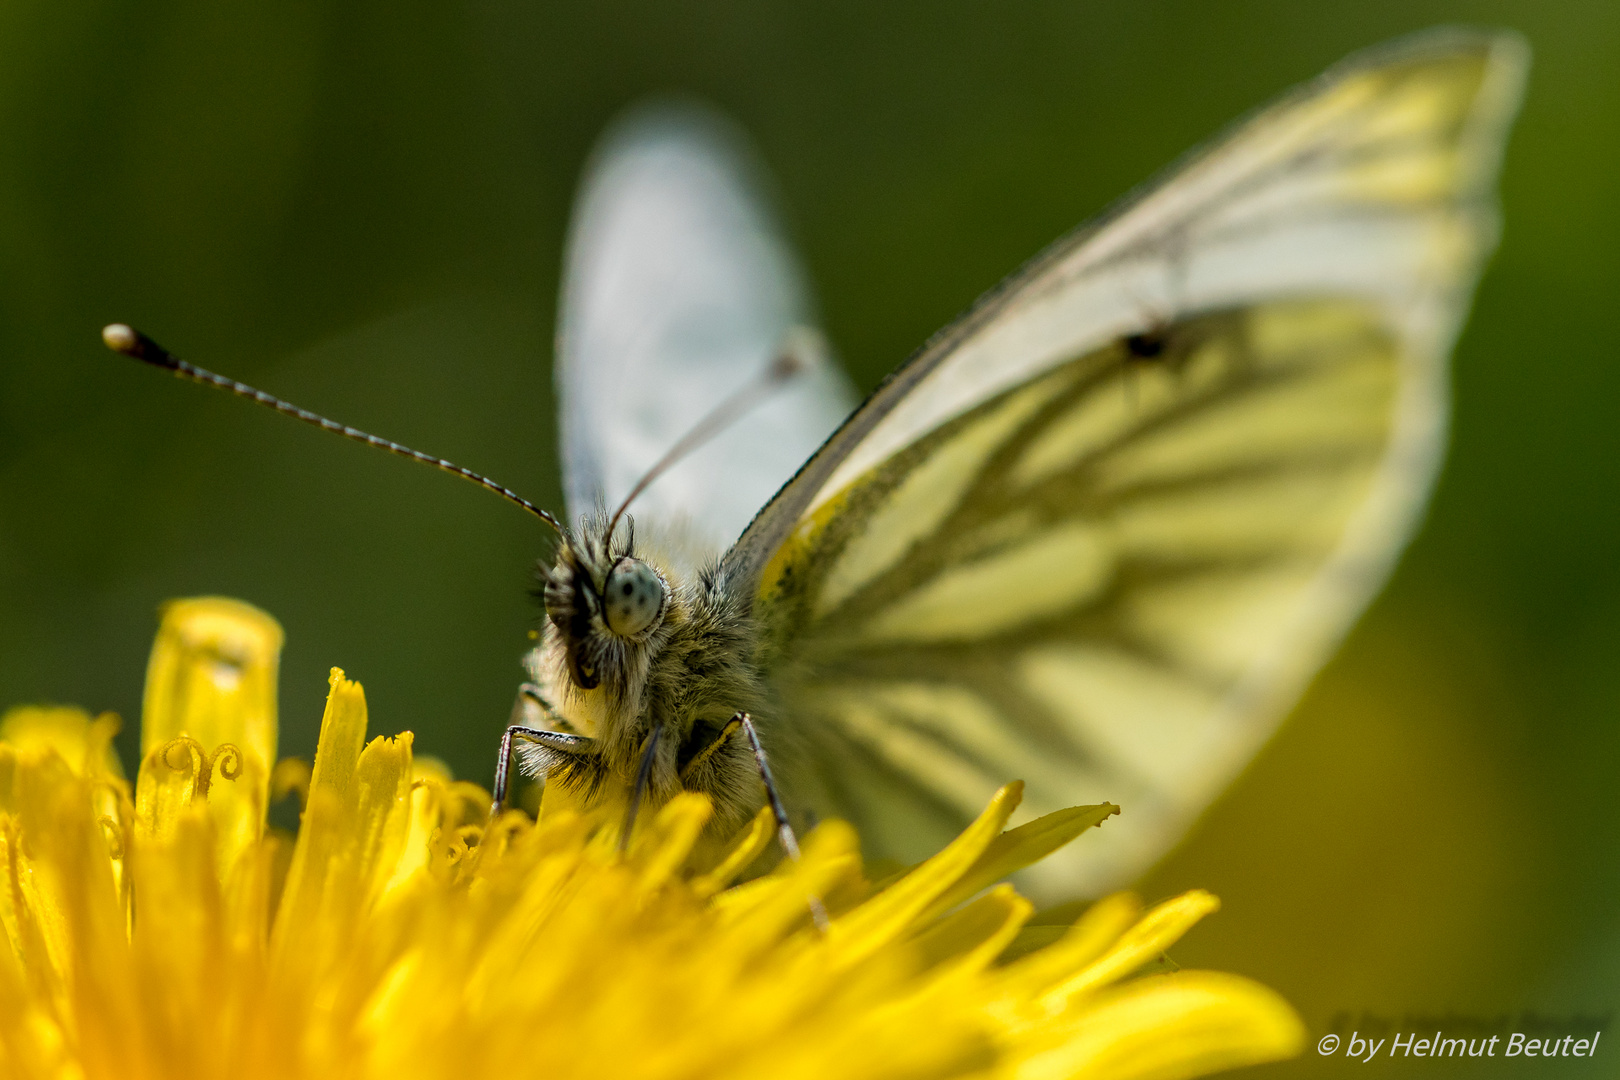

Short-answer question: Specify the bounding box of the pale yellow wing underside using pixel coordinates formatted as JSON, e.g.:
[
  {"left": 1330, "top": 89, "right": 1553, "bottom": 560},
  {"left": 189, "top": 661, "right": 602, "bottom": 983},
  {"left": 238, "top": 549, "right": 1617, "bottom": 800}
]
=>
[{"left": 733, "top": 30, "right": 1527, "bottom": 900}]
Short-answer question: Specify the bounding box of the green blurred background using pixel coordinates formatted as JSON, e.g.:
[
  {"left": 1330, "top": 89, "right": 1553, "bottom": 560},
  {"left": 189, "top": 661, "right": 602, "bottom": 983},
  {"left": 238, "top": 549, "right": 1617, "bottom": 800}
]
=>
[{"left": 0, "top": 1, "right": 1614, "bottom": 1074}]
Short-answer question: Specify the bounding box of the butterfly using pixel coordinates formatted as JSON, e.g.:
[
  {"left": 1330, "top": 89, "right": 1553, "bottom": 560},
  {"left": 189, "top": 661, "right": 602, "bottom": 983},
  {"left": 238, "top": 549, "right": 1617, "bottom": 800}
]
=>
[
  {"left": 109, "top": 27, "right": 1527, "bottom": 901},
  {"left": 511, "top": 26, "right": 1528, "bottom": 901}
]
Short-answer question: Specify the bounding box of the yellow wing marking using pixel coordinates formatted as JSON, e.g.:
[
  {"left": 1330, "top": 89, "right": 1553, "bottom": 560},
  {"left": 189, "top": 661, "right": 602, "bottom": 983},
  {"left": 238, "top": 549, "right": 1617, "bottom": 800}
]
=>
[{"left": 811, "top": 369, "right": 1076, "bottom": 617}]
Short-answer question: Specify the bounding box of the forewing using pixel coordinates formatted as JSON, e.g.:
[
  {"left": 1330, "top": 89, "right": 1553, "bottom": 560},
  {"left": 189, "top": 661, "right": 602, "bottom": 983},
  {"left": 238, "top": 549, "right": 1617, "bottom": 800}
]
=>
[
  {"left": 557, "top": 100, "right": 856, "bottom": 552},
  {"left": 738, "top": 30, "right": 1527, "bottom": 899}
]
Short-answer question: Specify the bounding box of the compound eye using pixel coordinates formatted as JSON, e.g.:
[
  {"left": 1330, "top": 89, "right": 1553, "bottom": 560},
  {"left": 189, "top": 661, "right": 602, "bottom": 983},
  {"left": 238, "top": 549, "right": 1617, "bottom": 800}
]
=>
[{"left": 603, "top": 558, "right": 665, "bottom": 637}]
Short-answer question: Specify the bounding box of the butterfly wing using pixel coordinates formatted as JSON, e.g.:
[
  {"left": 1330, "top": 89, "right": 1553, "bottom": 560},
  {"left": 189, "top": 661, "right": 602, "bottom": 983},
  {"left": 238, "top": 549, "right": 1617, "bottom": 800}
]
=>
[
  {"left": 557, "top": 100, "right": 856, "bottom": 552},
  {"left": 731, "top": 29, "right": 1528, "bottom": 899}
]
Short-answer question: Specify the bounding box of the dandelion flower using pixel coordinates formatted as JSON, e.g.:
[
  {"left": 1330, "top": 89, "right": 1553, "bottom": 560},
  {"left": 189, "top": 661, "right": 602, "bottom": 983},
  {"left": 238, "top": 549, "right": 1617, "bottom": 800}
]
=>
[{"left": 0, "top": 597, "right": 1304, "bottom": 1079}]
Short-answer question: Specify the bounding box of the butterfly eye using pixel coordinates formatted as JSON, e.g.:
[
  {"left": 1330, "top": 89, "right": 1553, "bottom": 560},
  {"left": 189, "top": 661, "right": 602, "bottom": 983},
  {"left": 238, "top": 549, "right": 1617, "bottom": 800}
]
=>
[{"left": 602, "top": 558, "right": 665, "bottom": 637}]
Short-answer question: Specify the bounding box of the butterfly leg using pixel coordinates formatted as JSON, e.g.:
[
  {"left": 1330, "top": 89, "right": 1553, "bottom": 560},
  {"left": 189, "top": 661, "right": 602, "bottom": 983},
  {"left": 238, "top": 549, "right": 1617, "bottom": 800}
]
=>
[
  {"left": 738, "top": 713, "right": 830, "bottom": 931},
  {"left": 492, "top": 682, "right": 591, "bottom": 814},
  {"left": 490, "top": 717, "right": 597, "bottom": 818},
  {"left": 619, "top": 726, "right": 665, "bottom": 852}
]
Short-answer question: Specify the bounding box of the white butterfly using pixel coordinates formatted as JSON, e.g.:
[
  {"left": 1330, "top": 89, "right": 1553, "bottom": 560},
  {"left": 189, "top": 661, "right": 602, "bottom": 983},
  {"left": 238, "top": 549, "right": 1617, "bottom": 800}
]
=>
[{"left": 504, "top": 28, "right": 1528, "bottom": 900}]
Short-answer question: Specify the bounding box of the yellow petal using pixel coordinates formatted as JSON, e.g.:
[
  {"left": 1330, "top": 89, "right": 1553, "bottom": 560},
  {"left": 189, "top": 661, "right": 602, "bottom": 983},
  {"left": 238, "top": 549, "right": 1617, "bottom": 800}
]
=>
[
  {"left": 713, "top": 818, "right": 863, "bottom": 951},
  {"left": 11, "top": 752, "right": 137, "bottom": 1075},
  {"left": 0, "top": 708, "right": 124, "bottom": 780},
  {"left": 996, "top": 892, "right": 1145, "bottom": 1003},
  {"left": 829, "top": 781, "right": 1024, "bottom": 965},
  {"left": 909, "top": 884, "right": 1033, "bottom": 975},
  {"left": 919, "top": 802, "right": 1119, "bottom": 924},
  {"left": 127, "top": 807, "right": 233, "bottom": 1075},
  {"left": 378, "top": 766, "right": 465, "bottom": 901},
  {"left": 635, "top": 792, "right": 712, "bottom": 893},
  {"left": 1008, "top": 971, "right": 1306, "bottom": 1080},
  {"left": 273, "top": 670, "right": 414, "bottom": 961},
  {"left": 134, "top": 739, "right": 205, "bottom": 845},
  {"left": 690, "top": 805, "right": 774, "bottom": 898},
  {"left": 1038, "top": 890, "right": 1221, "bottom": 1010},
  {"left": 139, "top": 597, "right": 283, "bottom": 882}
]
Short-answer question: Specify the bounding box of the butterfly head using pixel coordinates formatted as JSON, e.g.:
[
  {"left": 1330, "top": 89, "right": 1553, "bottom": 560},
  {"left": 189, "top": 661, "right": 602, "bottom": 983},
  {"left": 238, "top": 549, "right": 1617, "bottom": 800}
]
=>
[{"left": 542, "top": 519, "right": 671, "bottom": 692}]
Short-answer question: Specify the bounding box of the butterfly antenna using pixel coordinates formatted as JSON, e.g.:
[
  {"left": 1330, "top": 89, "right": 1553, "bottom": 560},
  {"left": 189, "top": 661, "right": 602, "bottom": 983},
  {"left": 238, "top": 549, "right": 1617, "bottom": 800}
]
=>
[
  {"left": 604, "top": 327, "right": 822, "bottom": 544},
  {"left": 103, "top": 323, "right": 565, "bottom": 536}
]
